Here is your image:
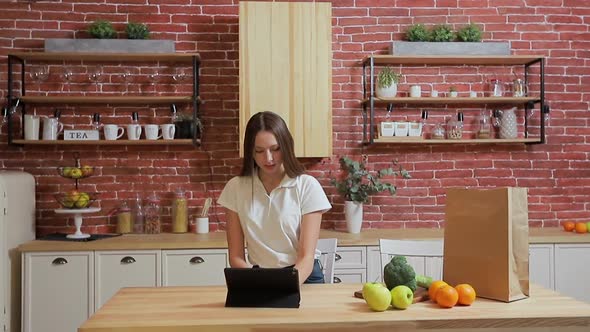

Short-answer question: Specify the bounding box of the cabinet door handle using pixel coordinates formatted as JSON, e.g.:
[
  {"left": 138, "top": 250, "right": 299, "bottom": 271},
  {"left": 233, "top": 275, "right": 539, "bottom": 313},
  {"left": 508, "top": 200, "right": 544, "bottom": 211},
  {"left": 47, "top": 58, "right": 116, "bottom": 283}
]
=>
[
  {"left": 189, "top": 256, "right": 205, "bottom": 264},
  {"left": 333, "top": 277, "right": 342, "bottom": 283},
  {"left": 120, "top": 256, "right": 136, "bottom": 264},
  {"left": 52, "top": 257, "right": 68, "bottom": 265},
  {"left": 335, "top": 253, "right": 342, "bottom": 261}
]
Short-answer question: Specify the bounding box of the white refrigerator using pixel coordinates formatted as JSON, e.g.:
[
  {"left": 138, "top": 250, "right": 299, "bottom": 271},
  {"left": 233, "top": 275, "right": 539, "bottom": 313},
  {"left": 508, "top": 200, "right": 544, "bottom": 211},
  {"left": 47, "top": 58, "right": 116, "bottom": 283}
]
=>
[{"left": 0, "top": 171, "right": 35, "bottom": 332}]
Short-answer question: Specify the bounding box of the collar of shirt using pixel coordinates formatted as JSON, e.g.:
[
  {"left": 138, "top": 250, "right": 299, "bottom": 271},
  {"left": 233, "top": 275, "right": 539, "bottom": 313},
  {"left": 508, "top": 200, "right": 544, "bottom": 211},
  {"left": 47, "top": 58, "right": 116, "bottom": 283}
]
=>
[{"left": 254, "top": 169, "right": 297, "bottom": 192}]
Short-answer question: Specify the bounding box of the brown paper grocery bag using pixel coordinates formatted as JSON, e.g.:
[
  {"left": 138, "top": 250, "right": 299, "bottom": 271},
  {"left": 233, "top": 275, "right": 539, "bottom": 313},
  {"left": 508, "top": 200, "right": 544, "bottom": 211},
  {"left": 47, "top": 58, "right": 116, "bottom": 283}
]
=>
[{"left": 443, "top": 187, "right": 529, "bottom": 302}]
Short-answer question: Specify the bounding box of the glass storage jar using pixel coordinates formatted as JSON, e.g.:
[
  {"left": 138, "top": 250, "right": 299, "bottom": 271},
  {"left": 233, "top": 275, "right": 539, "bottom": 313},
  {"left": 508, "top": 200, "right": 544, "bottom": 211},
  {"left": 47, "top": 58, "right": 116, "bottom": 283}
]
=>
[
  {"left": 144, "top": 193, "right": 161, "bottom": 234},
  {"left": 171, "top": 189, "right": 188, "bottom": 233}
]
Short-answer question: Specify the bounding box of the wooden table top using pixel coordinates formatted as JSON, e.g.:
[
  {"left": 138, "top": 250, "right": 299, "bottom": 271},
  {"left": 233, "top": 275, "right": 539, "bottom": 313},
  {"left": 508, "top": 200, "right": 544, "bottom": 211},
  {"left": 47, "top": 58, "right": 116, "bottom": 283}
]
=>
[
  {"left": 78, "top": 284, "right": 590, "bottom": 332},
  {"left": 20, "top": 227, "right": 590, "bottom": 252}
]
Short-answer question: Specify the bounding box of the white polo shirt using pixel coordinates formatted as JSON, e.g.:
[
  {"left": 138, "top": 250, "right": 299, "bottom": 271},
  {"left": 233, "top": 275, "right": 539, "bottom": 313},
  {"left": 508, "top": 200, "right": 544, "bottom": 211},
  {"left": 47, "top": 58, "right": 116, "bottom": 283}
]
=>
[{"left": 218, "top": 172, "right": 332, "bottom": 268}]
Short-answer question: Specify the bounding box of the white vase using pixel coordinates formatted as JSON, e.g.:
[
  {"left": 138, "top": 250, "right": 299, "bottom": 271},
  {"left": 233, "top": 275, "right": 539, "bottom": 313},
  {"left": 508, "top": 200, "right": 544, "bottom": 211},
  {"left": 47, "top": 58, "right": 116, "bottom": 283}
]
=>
[
  {"left": 344, "top": 201, "right": 363, "bottom": 234},
  {"left": 376, "top": 83, "right": 398, "bottom": 99}
]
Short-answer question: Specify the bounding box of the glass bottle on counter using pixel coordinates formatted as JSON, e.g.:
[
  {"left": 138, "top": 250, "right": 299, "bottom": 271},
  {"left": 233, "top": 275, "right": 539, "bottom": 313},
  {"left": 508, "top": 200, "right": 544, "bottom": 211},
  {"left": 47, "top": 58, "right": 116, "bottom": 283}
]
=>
[
  {"left": 144, "top": 192, "right": 161, "bottom": 234},
  {"left": 132, "top": 192, "right": 144, "bottom": 233},
  {"left": 171, "top": 189, "right": 188, "bottom": 233}
]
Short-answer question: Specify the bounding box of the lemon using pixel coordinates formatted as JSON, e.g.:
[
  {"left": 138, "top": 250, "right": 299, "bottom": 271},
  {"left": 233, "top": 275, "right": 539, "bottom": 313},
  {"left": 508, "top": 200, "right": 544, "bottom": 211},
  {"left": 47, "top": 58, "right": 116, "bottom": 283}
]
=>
[{"left": 69, "top": 168, "right": 83, "bottom": 179}]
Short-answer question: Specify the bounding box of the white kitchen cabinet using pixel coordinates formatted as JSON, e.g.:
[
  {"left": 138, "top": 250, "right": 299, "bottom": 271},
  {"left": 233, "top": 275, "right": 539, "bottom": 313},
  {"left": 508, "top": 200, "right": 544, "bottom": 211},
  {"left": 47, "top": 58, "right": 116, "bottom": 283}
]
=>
[
  {"left": 366, "top": 246, "right": 382, "bottom": 283},
  {"left": 555, "top": 244, "right": 590, "bottom": 303},
  {"left": 162, "top": 249, "right": 228, "bottom": 286},
  {"left": 334, "top": 246, "right": 367, "bottom": 284},
  {"left": 22, "top": 251, "right": 94, "bottom": 332},
  {"left": 529, "top": 244, "right": 554, "bottom": 291},
  {"left": 94, "top": 250, "right": 160, "bottom": 309}
]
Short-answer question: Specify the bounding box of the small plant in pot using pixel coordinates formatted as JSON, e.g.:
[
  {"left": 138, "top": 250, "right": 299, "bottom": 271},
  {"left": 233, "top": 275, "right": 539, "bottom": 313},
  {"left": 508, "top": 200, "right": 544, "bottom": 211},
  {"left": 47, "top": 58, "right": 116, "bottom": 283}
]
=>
[
  {"left": 88, "top": 20, "right": 117, "bottom": 39},
  {"left": 405, "top": 23, "right": 431, "bottom": 42},
  {"left": 431, "top": 24, "right": 455, "bottom": 42},
  {"left": 457, "top": 23, "right": 482, "bottom": 42},
  {"left": 376, "top": 66, "right": 402, "bottom": 99},
  {"left": 126, "top": 22, "right": 150, "bottom": 40},
  {"left": 330, "top": 156, "right": 410, "bottom": 233},
  {"left": 449, "top": 86, "right": 458, "bottom": 97}
]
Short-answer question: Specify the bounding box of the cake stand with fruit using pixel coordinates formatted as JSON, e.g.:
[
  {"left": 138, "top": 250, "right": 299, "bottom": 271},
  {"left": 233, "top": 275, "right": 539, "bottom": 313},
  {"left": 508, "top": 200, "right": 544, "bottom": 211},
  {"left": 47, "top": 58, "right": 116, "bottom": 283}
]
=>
[{"left": 55, "top": 152, "right": 100, "bottom": 239}]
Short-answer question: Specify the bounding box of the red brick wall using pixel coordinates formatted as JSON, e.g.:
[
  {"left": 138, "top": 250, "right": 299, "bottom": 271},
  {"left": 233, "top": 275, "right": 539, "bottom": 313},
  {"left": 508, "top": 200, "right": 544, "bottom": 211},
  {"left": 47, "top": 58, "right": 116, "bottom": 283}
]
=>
[{"left": 1, "top": 0, "right": 589, "bottom": 236}]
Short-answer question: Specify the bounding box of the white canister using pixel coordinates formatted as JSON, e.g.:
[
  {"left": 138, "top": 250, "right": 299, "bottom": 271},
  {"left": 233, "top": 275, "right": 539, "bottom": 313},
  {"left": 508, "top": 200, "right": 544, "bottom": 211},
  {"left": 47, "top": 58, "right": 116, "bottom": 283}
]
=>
[
  {"left": 394, "top": 121, "right": 409, "bottom": 136},
  {"left": 380, "top": 122, "right": 395, "bottom": 137},
  {"left": 24, "top": 114, "right": 41, "bottom": 140},
  {"left": 409, "top": 85, "right": 422, "bottom": 98}
]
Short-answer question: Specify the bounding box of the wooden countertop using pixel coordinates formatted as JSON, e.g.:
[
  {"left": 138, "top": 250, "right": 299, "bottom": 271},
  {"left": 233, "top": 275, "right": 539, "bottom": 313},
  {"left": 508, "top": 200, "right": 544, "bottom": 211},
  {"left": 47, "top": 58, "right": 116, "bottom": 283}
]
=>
[
  {"left": 78, "top": 284, "right": 590, "bottom": 332},
  {"left": 19, "top": 227, "right": 590, "bottom": 252}
]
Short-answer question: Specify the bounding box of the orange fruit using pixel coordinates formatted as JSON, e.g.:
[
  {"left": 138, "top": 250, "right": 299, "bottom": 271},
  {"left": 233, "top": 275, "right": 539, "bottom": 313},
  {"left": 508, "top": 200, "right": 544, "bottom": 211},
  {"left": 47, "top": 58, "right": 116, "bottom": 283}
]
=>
[
  {"left": 455, "top": 284, "right": 476, "bottom": 306},
  {"left": 574, "top": 222, "right": 588, "bottom": 234},
  {"left": 563, "top": 221, "right": 575, "bottom": 232},
  {"left": 428, "top": 280, "right": 448, "bottom": 303},
  {"left": 436, "top": 285, "right": 459, "bottom": 308}
]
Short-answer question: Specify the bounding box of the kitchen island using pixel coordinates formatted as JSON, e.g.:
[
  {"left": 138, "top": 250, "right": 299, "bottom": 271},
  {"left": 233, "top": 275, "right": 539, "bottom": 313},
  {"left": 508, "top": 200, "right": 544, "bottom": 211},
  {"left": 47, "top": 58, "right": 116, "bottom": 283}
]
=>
[{"left": 78, "top": 284, "right": 590, "bottom": 332}]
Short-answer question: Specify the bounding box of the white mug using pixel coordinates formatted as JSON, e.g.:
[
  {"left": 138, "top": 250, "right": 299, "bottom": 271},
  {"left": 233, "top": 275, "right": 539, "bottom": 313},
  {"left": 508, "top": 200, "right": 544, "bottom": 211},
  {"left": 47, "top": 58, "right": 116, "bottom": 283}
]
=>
[
  {"left": 127, "top": 124, "right": 142, "bottom": 140},
  {"left": 104, "top": 124, "right": 125, "bottom": 140},
  {"left": 144, "top": 124, "right": 162, "bottom": 140},
  {"left": 160, "top": 123, "right": 176, "bottom": 140},
  {"left": 42, "top": 117, "right": 64, "bottom": 140},
  {"left": 24, "top": 114, "right": 41, "bottom": 140},
  {"left": 410, "top": 85, "right": 422, "bottom": 98},
  {"left": 430, "top": 90, "right": 439, "bottom": 97}
]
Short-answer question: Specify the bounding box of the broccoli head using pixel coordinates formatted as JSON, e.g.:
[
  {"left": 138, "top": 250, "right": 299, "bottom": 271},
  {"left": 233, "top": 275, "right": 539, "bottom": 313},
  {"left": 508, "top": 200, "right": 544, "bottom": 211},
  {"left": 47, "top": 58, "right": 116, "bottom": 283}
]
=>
[{"left": 383, "top": 255, "right": 433, "bottom": 292}]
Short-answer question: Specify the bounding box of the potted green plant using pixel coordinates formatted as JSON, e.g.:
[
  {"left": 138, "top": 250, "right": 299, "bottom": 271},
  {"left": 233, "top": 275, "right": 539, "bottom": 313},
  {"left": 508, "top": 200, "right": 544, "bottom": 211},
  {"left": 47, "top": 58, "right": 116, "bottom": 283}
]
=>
[
  {"left": 405, "top": 24, "right": 431, "bottom": 42},
  {"left": 449, "top": 86, "right": 458, "bottom": 97},
  {"left": 457, "top": 23, "right": 482, "bottom": 42},
  {"left": 126, "top": 22, "right": 150, "bottom": 40},
  {"left": 431, "top": 24, "right": 455, "bottom": 42},
  {"left": 376, "top": 66, "right": 402, "bottom": 99},
  {"left": 88, "top": 20, "right": 117, "bottom": 39},
  {"left": 331, "top": 156, "right": 410, "bottom": 233}
]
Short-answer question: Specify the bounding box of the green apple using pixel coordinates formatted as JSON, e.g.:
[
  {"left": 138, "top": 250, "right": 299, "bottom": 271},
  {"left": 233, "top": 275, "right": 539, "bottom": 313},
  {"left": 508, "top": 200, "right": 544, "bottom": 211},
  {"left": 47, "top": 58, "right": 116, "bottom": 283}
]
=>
[
  {"left": 74, "top": 192, "right": 90, "bottom": 208},
  {"left": 362, "top": 282, "right": 391, "bottom": 312},
  {"left": 390, "top": 285, "right": 413, "bottom": 310},
  {"left": 81, "top": 165, "right": 94, "bottom": 177},
  {"left": 69, "top": 167, "right": 83, "bottom": 179},
  {"left": 62, "top": 167, "right": 73, "bottom": 177}
]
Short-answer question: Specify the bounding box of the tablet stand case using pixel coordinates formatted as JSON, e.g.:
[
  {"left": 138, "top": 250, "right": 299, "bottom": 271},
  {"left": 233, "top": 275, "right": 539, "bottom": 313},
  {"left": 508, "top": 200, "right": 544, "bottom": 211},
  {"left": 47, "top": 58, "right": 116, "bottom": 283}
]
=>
[{"left": 224, "top": 267, "right": 301, "bottom": 308}]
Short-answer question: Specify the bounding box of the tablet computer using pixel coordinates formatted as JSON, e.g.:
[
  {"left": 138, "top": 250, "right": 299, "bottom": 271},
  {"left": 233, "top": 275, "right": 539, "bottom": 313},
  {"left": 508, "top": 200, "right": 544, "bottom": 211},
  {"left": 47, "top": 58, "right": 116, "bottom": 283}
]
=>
[{"left": 224, "top": 267, "right": 300, "bottom": 308}]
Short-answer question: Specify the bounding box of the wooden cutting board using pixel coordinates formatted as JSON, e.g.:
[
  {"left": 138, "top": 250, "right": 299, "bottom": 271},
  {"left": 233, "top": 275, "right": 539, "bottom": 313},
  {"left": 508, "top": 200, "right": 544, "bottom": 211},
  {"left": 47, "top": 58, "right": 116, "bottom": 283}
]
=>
[{"left": 354, "top": 287, "right": 429, "bottom": 303}]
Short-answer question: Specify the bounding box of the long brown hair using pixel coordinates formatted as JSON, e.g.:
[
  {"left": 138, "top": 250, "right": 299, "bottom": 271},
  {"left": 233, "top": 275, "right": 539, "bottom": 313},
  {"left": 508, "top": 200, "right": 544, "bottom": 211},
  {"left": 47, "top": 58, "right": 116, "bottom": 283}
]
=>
[{"left": 240, "top": 111, "right": 304, "bottom": 178}]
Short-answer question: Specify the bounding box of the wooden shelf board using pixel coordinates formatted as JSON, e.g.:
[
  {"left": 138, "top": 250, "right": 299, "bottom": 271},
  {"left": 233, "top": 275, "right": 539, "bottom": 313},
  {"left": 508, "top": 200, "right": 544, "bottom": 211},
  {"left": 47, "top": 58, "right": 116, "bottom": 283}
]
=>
[
  {"left": 12, "top": 139, "right": 198, "bottom": 146},
  {"left": 9, "top": 52, "right": 200, "bottom": 63},
  {"left": 20, "top": 96, "right": 195, "bottom": 105},
  {"left": 363, "top": 97, "right": 539, "bottom": 105},
  {"left": 362, "top": 55, "right": 543, "bottom": 66},
  {"left": 372, "top": 137, "right": 540, "bottom": 144}
]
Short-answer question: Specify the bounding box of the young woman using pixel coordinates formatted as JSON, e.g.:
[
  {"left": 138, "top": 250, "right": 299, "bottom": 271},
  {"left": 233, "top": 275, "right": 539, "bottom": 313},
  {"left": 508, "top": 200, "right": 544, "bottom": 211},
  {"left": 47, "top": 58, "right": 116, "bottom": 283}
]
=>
[{"left": 218, "top": 111, "right": 331, "bottom": 283}]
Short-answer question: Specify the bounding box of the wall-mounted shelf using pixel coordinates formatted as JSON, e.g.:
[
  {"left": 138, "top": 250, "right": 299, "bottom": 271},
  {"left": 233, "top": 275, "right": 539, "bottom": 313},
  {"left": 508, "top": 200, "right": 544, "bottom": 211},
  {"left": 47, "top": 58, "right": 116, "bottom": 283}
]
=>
[
  {"left": 361, "top": 55, "right": 546, "bottom": 145},
  {"left": 6, "top": 52, "right": 201, "bottom": 147},
  {"left": 363, "top": 97, "right": 539, "bottom": 106},
  {"left": 11, "top": 139, "right": 197, "bottom": 146},
  {"left": 19, "top": 96, "right": 197, "bottom": 105}
]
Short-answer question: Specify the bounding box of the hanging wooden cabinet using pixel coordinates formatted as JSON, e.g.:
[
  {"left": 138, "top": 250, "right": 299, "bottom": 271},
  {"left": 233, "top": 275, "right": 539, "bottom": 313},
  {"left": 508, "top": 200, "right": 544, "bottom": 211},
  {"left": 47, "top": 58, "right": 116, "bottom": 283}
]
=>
[{"left": 239, "top": 1, "right": 333, "bottom": 158}]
